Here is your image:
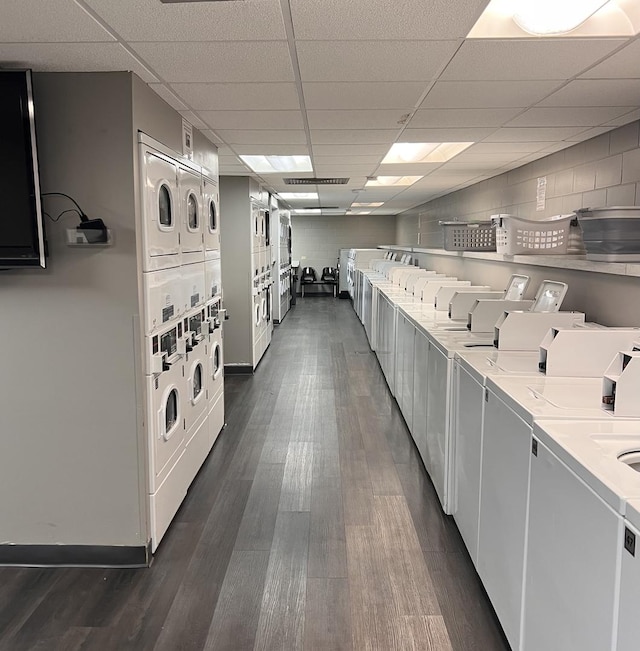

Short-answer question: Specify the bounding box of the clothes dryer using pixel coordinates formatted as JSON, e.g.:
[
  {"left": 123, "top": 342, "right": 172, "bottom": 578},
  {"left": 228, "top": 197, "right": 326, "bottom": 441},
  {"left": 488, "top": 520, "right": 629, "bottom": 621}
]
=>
[
  {"left": 143, "top": 265, "right": 183, "bottom": 335},
  {"left": 182, "top": 261, "right": 206, "bottom": 313},
  {"left": 205, "top": 253, "right": 222, "bottom": 305},
  {"left": 139, "top": 140, "right": 180, "bottom": 271},
  {"left": 202, "top": 174, "right": 220, "bottom": 253},
  {"left": 178, "top": 163, "right": 204, "bottom": 263}
]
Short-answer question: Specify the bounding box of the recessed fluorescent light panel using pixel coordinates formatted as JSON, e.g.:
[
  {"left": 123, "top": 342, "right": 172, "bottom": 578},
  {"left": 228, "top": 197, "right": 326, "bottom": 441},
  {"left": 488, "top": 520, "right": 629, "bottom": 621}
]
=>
[
  {"left": 382, "top": 142, "right": 473, "bottom": 164},
  {"left": 347, "top": 210, "right": 371, "bottom": 215},
  {"left": 292, "top": 208, "right": 322, "bottom": 214},
  {"left": 365, "top": 176, "right": 423, "bottom": 187},
  {"left": 278, "top": 192, "right": 318, "bottom": 200},
  {"left": 351, "top": 202, "right": 384, "bottom": 208},
  {"left": 515, "top": 0, "right": 609, "bottom": 34},
  {"left": 239, "top": 155, "right": 312, "bottom": 174},
  {"left": 468, "top": 0, "right": 639, "bottom": 37}
]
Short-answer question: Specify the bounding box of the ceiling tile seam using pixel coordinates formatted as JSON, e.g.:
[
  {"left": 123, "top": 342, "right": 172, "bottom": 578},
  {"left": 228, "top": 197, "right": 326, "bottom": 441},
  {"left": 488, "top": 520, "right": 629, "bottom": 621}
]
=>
[{"left": 278, "top": 0, "right": 316, "bottom": 193}]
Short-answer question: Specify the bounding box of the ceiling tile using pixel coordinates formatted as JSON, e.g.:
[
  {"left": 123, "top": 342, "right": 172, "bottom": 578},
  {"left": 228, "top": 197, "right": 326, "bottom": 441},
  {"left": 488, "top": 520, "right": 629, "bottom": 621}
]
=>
[
  {"left": 303, "top": 81, "right": 427, "bottom": 110},
  {"left": 216, "top": 130, "right": 308, "bottom": 145},
  {"left": 307, "top": 109, "right": 410, "bottom": 130},
  {"left": 580, "top": 40, "right": 640, "bottom": 79},
  {"left": 420, "top": 80, "right": 561, "bottom": 109},
  {"left": 0, "top": 0, "right": 115, "bottom": 42},
  {"left": 605, "top": 108, "right": 640, "bottom": 127},
  {"left": 506, "top": 107, "right": 634, "bottom": 128},
  {"left": 0, "top": 42, "right": 158, "bottom": 82},
  {"left": 312, "top": 144, "right": 389, "bottom": 156},
  {"left": 485, "top": 127, "right": 586, "bottom": 142},
  {"left": 462, "top": 142, "right": 553, "bottom": 154},
  {"left": 375, "top": 163, "right": 443, "bottom": 176},
  {"left": 440, "top": 39, "right": 627, "bottom": 81},
  {"left": 408, "top": 108, "right": 522, "bottom": 128},
  {"left": 149, "top": 83, "right": 190, "bottom": 111},
  {"left": 199, "top": 110, "right": 304, "bottom": 131},
  {"left": 290, "top": 0, "right": 488, "bottom": 40},
  {"left": 310, "top": 129, "right": 399, "bottom": 144},
  {"left": 313, "top": 167, "right": 378, "bottom": 176},
  {"left": 297, "top": 40, "right": 460, "bottom": 82},
  {"left": 565, "top": 127, "right": 615, "bottom": 142},
  {"left": 201, "top": 130, "right": 224, "bottom": 144},
  {"left": 538, "top": 79, "right": 640, "bottom": 108},
  {"left": 399, "top": 127, "right": 496, "bottom": 142},
  {"left": 169, "top": 82, "right": 300, "bottom": 111},
  {"left": 85, "top": 0, "right": 287, "bottom": 41},
  {"left": 313, "top": 155, "right": 382, "bottom": 165},
  {"left": 129, "top": 41, "right": 294, "bottom": 83}
]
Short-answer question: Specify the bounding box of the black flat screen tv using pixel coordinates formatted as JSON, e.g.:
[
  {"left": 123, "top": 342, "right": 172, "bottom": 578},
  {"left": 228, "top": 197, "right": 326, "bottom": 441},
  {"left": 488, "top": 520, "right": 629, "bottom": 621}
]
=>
[{"left": 0, "top": 69, "right": 46, "bottom": 268}]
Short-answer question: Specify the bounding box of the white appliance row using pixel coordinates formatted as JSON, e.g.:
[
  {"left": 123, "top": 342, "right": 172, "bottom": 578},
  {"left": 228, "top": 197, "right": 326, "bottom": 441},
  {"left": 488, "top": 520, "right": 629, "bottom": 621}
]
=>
[
  {"left": 272, "top": 202, "right": 292, "bottom": 324},
  {"left": 139, "top": 135, "right": 226, "bottom": 552},
  {"left": 352, "top": 256, "right": 640, "bottom": 651}
]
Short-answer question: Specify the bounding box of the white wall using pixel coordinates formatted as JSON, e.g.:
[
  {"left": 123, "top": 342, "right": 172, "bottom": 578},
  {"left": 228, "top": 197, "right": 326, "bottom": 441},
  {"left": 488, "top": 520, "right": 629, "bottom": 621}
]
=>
[
  {"left": 291, "top": 214, "right": 395, "bottom": 282},
  {"left": 397, "top": 120, "right": 640, "bottom": 248}
]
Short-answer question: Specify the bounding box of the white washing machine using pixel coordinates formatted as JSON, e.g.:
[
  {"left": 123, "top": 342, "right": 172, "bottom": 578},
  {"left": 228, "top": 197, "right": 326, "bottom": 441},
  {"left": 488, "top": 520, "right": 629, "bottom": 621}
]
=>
[
  {"left": 182, "top": 307, "right": 209, "bottom": 439},
  {"left": 146, "top": 320, "right": 187, "bottom": 551},
  {"left": 478, "top": 375, "right": 631, "bottom": 651},
  {"left": 142, "top": 265, "right": 183, "bottom": 335},
  {"left": 526, "top": 419, "right": 640, "bottom": 651},
  {"left": 139, "top": 139, "right": 181, "bottom": 272},
  {"left": 182, "top": 261, "right": 206, "bottom": 313},
  {"left": 202, "top": 174, "right": 220, "bottom": 253},
  {"left": 178, "top": 163, "right": 204, "bottom": 264},
  {"left": 208, "top": 303, "right": 225, "bottom": 450}
]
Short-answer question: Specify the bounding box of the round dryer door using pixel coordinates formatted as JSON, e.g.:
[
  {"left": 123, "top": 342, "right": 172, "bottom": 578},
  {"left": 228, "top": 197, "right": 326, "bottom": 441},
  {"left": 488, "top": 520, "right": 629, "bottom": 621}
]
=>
[
  {"left": 164, "top": 388, "right": 180, "bottom": 441},
  {"left": 158, "top": 183, "right": 174, "bottom": 230},
  {"left": 187, "top": 192, "right": 199, "bottom": 231},
  {"left": 190, "top": 362, "right": 205, "bottom": 405},
  {"left": 255, "top": 302, "right": 261, "bottom": 326},
  {"left": 212, "top": 342, "right": 222, "bottom": 379},
  {"left": 209, "top": 198, "right": 217, "bottom": 233}
]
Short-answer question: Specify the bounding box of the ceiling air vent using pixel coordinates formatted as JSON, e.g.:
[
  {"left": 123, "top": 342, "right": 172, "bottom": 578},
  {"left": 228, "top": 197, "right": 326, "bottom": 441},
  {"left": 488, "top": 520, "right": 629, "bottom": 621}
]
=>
[{"left": 283, "top": 177, "right": 349, "bottom": 185}]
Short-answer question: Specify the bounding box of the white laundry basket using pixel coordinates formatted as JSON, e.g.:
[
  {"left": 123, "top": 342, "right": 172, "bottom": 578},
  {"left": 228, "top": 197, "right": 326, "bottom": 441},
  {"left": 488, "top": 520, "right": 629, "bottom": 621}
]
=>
[
  {"left": 439, "top": 221, "right": 496, "bottom": 251},
  {"left": 491, "top": 214, "right": 572, "bottom": 255}
]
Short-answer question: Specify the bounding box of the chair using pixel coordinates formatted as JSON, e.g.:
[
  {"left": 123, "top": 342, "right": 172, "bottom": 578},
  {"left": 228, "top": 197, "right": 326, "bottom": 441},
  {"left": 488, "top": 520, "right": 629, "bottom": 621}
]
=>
[
  {"left": 300, "top": 266, "right": 317, "bottom": 297},
  {"left": 321, "top": 266, "right": 338, "bottom": 282}
]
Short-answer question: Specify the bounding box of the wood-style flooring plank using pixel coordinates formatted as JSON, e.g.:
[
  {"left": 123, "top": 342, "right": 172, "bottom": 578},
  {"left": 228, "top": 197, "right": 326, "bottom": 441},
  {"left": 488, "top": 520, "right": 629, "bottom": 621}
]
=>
[
  {"left": 202, "top": 550, "right": 270, "bottom": 651},
  {"left": 152, "top": 480, "right": 252, "bottom": 651},
  {"left": 303, "top": 578, "right": 352, "bottom": 651},
  {"left": 395, "top": 616, "right": 454, "bottom": 651},
  {"left": 279, "top": 442, "right": 314, "bottom": 512},
  {"left": 307, "top": 486, "right": 347, "bottom": 579},
  {"left": 234, "top": 463, "right": 285, "bottom": 551},
  {"left": 253, "top": 512, "right": 310, "bottom": 651}
]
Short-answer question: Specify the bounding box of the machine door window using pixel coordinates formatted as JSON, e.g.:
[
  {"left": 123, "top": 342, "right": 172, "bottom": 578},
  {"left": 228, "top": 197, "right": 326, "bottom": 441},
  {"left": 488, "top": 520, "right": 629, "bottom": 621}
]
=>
[
  {"left": 159, "top": 184, "right": 173, "bottom": 228},
  {"left": 256, "top": 304, "right": 261, "bottom": 326},
  {"left": 213, "top": 344, "right": 221, "bottom": 377},
  {"left": 265, "top": 211, "right": 270, "bottom": 246},
  {"left": 187, "top": 192, "right": 199, "bottom": 231},
  {"left": 165, "top": 389, "right": 178, "bottom": 435},
  {"left": 209, "top": 199, "right": 217, "bottom": 232},
  {"left": 193, "top": 364, "right": 203, "bottom": 400}
]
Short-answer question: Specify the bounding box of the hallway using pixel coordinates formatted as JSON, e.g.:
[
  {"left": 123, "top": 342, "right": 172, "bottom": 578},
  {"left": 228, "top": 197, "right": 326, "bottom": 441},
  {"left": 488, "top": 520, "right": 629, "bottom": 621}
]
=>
[{"left": 0, "top": 299, "right": 508, "bottom": 651}]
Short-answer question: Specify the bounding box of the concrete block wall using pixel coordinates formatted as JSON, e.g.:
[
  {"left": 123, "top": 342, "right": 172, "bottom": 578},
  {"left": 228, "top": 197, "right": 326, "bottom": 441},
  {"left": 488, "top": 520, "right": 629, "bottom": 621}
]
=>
[
  {"left": 396, "top": 120, "right": 640, "bottom": 248},
  {"left": 291, "top": 214, "right": 395, "bottom": 286}
]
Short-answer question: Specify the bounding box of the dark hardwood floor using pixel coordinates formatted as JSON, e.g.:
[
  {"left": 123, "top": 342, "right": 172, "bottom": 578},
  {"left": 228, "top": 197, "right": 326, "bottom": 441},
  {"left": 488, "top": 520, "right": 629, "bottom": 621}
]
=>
[{"left": 0, "top": 299, "right": 509, "bottom": 651}]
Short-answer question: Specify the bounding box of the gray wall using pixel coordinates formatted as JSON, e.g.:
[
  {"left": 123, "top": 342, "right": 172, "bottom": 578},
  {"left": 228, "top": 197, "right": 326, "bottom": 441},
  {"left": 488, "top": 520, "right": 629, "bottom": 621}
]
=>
[
  {"left": 0, "top": 72, "right": 218, "bottom": 549},
  {"left": 219, "top": 176, "right": 254, "bottom": 366},
  {"left": 396, "top": 120, "right": 640, "bottom": 247},
  {"left": 291, "top": 214, "right": 396, "bottom": 281}
]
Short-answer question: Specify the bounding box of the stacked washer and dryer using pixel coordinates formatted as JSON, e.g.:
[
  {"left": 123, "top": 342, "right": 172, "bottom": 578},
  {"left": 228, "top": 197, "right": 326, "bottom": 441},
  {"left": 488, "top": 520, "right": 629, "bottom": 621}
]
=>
[
  {"left": 139, "top": 134, "right": 225, "bottom": 551},
  {"left": 272, "top": 198, "right": 292, "bottom": 324}
]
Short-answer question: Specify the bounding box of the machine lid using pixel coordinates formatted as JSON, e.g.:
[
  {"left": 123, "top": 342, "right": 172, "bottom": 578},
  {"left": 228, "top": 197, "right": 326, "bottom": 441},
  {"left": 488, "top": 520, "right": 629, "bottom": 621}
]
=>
[{"left": 530, "top": 280, "right": 568, "bottom": 313}]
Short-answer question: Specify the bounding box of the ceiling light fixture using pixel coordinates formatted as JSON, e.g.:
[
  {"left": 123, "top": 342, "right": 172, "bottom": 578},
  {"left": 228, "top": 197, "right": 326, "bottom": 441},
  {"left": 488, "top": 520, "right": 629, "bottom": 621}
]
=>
[
  {"left": 239, "top": 155, "right": 312, "bottom": 174},
  {"left": 351, "top": 202, "right": 384, "bottom": 207},
  {"left": 347, "top": 210, "right": 371, "bottom": 215},
  {"left": 365, "top": 176, "right": 423, "bottom": 187},
  {"left": 513, "top": 0, "right": 610, "bottom": 35},
  {"left": 292, "top": 208, "right": 322, "bottom": 214},
  {"left": 382, "top": 142, "right": 474, "bottom": 164},
  {"left": 277, "top": 192, "right": 318, "bottom": 200}
]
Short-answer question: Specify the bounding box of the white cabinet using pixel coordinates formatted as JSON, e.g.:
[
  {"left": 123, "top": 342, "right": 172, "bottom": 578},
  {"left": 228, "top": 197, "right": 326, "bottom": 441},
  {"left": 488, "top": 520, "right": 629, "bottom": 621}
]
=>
[
  {"left": 477, "top": 387, "right": 531, "bottom": 651},
  {"left": 452, "top": 358, "right": 485, "bottom": 567},
  {"left": 523, "top": 436, "right": 621, "bottom": 651}
]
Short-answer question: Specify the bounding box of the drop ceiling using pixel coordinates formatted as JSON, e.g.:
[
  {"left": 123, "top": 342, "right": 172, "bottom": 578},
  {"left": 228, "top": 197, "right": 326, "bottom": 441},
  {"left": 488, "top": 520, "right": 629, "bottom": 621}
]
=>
[{"left": 2, "top": 0, "right": 640, "bottom": 216}]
